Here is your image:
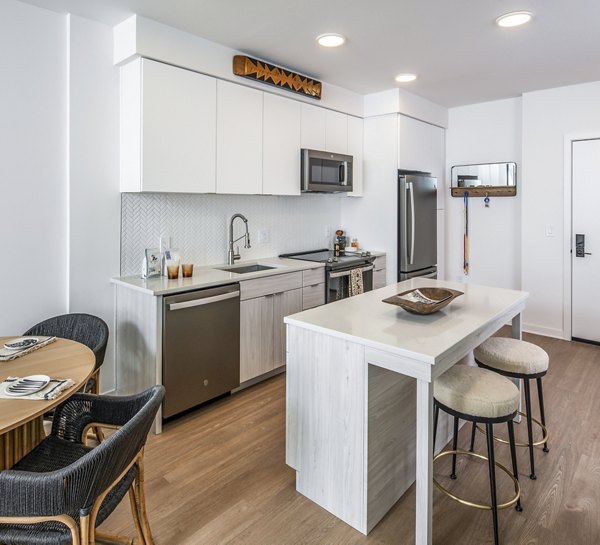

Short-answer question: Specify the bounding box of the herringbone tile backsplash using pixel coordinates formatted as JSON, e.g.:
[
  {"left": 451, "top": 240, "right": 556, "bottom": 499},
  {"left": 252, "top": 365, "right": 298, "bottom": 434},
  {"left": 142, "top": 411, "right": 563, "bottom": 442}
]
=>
[{"left": 121, "top": 193, "right": 342, "bottom": 276}]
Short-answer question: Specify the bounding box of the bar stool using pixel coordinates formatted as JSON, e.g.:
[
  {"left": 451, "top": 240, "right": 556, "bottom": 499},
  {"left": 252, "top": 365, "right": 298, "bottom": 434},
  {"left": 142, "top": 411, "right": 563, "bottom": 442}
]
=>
[
  {"left": 433, "top": 365, "right": 522, "bottom": 545},
  {"left": 471, "top": 337, "right": 549, "bottom": 480}
]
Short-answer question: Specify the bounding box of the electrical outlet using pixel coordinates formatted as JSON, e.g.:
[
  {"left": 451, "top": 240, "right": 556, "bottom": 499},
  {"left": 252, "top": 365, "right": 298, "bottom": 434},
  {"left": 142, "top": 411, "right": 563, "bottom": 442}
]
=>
[{"left": 257, "top": 228, "right": 270, "bottom": 244}]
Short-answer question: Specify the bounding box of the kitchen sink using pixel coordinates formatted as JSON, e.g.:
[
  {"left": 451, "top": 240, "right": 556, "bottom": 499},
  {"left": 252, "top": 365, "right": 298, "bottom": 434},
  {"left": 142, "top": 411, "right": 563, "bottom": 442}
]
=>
[{"left": 217, "top": 264, "right": 278, "bottom": 274}]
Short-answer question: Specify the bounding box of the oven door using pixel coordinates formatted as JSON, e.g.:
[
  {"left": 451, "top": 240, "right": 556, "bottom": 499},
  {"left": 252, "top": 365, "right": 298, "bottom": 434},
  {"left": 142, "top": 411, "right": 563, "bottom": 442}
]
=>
[{"left": 326, "top": 264, "right": 374, "bottom": 303}]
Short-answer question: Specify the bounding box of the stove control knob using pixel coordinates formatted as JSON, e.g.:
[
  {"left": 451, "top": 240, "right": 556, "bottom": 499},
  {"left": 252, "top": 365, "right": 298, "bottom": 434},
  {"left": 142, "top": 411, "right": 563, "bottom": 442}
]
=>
[
  {"left": 333, "top": 257, "right": 338, "bottom": 262},
  {"left": 327, "top": 258, "right": 333, "bottom": 263}
]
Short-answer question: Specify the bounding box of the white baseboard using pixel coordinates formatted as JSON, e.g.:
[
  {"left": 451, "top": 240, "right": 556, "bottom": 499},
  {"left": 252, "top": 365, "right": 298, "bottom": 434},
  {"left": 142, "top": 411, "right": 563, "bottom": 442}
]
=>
[{"left": 522, "top": 323, "right": 567, "bottom": 341}]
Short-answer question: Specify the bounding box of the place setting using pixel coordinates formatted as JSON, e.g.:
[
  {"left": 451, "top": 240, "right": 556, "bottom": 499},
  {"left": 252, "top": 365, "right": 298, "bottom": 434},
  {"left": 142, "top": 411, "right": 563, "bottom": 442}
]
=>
[
  {"left": 0, "top": 336, "right": 57, "bottom": 362},
  {"left": 0, "top": 374, "right": 75, "bottom": 400}
]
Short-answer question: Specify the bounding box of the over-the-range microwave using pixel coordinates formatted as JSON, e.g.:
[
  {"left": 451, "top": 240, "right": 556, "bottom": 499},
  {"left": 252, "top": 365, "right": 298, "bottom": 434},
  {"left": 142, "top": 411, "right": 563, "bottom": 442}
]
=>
[{"left": 301, "top": 149, "right": 353, "bottom": 193}]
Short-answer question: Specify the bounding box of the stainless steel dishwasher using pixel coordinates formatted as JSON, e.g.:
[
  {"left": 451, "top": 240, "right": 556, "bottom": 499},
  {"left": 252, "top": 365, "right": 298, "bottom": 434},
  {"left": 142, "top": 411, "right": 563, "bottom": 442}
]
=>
[{"left": 162, "top": 283, "right": 240, "bottom": 419}]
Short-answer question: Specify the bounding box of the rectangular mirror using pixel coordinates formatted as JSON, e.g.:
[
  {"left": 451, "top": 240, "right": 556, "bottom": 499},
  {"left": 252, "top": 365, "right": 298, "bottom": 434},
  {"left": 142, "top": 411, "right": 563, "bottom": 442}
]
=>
[
  {"left": 451, "top": 162, "right": 516, "bottom": 187},
  {"left": 450, "top": 162, "right": 517, "bottom": 197}
]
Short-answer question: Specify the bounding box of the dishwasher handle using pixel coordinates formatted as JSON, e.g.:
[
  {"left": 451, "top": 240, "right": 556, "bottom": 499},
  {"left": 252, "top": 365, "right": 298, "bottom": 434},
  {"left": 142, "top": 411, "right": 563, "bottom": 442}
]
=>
[{"left": 167, "top": 290, "right": 240, "bottom": 311}]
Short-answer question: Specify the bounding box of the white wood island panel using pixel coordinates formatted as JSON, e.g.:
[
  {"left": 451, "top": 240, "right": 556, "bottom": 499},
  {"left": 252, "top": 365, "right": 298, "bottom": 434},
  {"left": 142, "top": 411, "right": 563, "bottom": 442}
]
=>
[{"left": 285, "top": 278, "right": 528, "bottom": 543}]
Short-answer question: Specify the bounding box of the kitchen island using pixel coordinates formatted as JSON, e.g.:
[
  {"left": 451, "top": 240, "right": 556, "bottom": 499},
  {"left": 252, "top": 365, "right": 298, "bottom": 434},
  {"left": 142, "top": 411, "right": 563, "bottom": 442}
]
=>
[{"left": 285, "top": 278, "right": 528, "bottom": 545}]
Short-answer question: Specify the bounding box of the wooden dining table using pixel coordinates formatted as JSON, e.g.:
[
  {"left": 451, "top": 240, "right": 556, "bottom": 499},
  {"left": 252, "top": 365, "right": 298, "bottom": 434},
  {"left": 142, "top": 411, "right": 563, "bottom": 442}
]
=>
[{"left": 0, "top": 336, "right": 95, "bottom": 470}]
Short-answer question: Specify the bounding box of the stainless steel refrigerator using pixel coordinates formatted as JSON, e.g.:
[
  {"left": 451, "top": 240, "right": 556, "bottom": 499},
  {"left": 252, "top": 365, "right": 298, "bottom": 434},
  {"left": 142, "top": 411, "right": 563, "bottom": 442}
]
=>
[{"left": 397, "top": 170, "right": 438, "bottom": 281}]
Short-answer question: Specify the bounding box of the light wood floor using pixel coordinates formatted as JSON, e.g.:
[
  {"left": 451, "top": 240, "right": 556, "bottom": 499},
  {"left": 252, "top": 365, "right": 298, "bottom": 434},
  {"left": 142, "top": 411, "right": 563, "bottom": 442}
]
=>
[{"left": 100, "top": 332, "right": 600, "bottom": 544}]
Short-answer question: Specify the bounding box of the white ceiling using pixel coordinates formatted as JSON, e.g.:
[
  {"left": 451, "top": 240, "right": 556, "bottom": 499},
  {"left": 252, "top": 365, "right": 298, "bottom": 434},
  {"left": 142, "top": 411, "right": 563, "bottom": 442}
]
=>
[{"left": 19, "top": 0, "right": 600, "bottom": 107}]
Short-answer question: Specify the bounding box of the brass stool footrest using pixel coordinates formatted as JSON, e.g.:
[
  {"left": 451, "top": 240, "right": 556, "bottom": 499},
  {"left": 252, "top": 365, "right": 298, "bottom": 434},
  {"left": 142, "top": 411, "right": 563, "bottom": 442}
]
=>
[
  {"left": 433, "top": 450, "right": 520, "bottom": 510},
  {"left": 475, "top": 411, "right": 549, "bottom": 448}
]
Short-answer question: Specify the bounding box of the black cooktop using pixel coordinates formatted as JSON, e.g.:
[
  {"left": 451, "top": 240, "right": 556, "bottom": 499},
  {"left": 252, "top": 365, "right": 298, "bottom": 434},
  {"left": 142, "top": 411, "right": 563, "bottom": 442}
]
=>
[{"left": 279, "top": 248, "right": 373, "bottom": 269}]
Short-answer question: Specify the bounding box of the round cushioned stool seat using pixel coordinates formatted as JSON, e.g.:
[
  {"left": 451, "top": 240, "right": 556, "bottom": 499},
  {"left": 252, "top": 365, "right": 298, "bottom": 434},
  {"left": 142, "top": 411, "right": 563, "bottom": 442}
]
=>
[
  {"left": 474, "top": 337, "right": 549, "bottom": 376},
  {"left": 434, "top": 365, "right": 519, "bottom": 419}
]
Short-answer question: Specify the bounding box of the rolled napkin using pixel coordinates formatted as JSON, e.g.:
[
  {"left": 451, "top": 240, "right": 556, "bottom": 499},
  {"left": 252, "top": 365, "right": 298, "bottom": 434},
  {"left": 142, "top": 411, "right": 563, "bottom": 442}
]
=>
[
  {"left": 0, "top": 377, "right": 75, "bottom": 400},
  {"left": 0, "top": 336, "right": 56, "bottom": 361}
]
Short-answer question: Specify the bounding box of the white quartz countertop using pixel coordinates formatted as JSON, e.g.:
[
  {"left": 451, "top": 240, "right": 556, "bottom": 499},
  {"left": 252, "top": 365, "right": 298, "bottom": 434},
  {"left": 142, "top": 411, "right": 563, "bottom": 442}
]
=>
[
  {"left": 111, "top": 256, "right": 324, "bottom": 296},
  {"left": 285, "top": 278, "right": 529, "bottom": 365}
]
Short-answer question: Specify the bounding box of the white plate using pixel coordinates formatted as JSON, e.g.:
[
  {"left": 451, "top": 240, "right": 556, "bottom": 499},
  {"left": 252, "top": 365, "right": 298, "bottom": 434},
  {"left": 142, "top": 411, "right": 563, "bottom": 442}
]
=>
[
  {"left": 4, "top": 337, "right": 39, "bottom": 350},
  {"left": 5, "top": 374, "right": 50, "bottom": 397}
]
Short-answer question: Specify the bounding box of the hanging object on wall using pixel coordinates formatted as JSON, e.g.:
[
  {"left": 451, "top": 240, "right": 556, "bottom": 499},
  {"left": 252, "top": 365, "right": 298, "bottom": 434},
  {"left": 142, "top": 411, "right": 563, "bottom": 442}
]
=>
[
  {"left": 484, "top": 192, "right": 490, "bottom": 208},
  {"left": 463, "top": 192, "right": 470, "bottom": 275},
  {"left": 233, "top": 55, "right": 322, "bottom": 99},
  {"left": 450, "top": 162, "right": 517, "bottom": 197}
]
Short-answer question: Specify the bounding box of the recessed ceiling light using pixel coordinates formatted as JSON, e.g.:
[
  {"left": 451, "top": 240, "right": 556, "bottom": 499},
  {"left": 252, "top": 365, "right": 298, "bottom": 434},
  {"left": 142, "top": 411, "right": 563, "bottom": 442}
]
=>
[
  {"left": 496, "top": 11, "right": 534, "bottom": 28},
  {"left": 316, "top": 34, "right": 346, "bottom": 47},
  {"left": 395, "top": 73, "right": 417, "bottom": 83}
]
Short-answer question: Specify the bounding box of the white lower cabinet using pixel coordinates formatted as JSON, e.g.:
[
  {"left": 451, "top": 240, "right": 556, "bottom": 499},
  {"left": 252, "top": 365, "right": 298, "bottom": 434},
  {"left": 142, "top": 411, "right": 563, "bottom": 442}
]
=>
[
  {"left": 240, "top": 296, "right": 275, "bottom": 382},
  {"left": 239, "top": 272, "right": 303, "bottom": 383},
  {"left": 301, "top": 268, "right": 325, "bottom": 310},
  {"left": 273, "top": 289, "right": 302, "bottom": 368}
]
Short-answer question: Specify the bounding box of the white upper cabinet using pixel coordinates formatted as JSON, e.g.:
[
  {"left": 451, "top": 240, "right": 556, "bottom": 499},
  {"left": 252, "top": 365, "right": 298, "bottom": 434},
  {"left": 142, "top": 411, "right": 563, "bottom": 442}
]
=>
[
  {"left": 120, "top": 59, "right": 363, "bottom": 197},
  {"left": 398, "top": 115, "right": 445, "bottom": 209},
  {"left": 325, "top": 110, "right": 348, "bottom": 154},
  {"left": 347, "top": 116, "right": 364, "bottom": 197},
  {"left": 263, "top": 93, "right": 301, "bottom": 196},
  {"left": 120, "top": 58, "right": 217, "bottom": 193},
  {"left": 216, "top": 80, "right": 263, "bottom": 194},
  {"left": 300, "top": 103, "right": 326, "bottom": 150}
]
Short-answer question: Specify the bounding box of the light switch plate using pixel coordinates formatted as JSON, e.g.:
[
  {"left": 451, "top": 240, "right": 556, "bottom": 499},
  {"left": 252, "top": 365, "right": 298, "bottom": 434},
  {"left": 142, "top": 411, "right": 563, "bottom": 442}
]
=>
[{"left": 545, "top": 225, "right": 555, "bottom": 237}]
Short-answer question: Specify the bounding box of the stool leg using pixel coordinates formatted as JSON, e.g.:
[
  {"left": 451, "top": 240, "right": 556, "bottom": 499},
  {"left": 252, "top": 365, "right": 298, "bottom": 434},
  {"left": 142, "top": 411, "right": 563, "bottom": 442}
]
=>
[
  {"left": 537, "top": 377, "right": 549, "bottom": 453},
  {"left": 507, "top": 420, "right": 522, "bottom": 512},
  {"left": 486, "top": 423, "right": 500, "bottom": 545},
  {"left": 433, "top": 402, "right": 440, "bottom": 456},
  {"left": 450, "top": 416, "right": 459, "bottom": 479},
  {"left": 523, "top": 379, "right": 537, "bottom": 480},
  {"left": 469, "top": 421, "right": 477, "bottom": 452}
]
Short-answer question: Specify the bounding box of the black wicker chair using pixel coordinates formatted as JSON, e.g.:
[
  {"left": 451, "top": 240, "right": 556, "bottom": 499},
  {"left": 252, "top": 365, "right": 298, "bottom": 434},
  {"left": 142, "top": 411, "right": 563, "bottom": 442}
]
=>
[
  {"left": 23, "top": 313, "right": 109, "bottom": 395},
  {"left": 0, "top": 386, "right": 164, "bottom": 545}
]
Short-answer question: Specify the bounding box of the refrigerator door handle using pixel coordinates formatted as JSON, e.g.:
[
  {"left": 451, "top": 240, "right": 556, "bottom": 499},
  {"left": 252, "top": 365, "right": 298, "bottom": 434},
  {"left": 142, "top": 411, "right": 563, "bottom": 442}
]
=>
[{"left": 407, "top": 182, "right": 415, "bottom": 265}]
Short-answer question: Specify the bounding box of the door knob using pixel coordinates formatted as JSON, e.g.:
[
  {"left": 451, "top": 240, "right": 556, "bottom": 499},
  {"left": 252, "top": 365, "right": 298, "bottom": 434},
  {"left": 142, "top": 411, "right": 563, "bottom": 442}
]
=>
[{"left": 575, "top": 234, "right": 592, "bottom": 257}]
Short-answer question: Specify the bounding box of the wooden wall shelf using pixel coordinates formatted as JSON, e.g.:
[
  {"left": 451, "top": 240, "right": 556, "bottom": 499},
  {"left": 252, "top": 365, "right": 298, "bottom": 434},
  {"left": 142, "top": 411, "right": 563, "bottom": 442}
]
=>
[{"left": 450, "top": 186, "right": 517, "bottom": 198}]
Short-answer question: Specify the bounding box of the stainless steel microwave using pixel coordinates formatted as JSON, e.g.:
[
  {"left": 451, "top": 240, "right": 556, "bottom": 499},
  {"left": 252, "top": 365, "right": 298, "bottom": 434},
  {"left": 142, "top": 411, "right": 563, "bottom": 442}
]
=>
[{"left": 301, "top": 149, "right": 353, "bottom": 193}]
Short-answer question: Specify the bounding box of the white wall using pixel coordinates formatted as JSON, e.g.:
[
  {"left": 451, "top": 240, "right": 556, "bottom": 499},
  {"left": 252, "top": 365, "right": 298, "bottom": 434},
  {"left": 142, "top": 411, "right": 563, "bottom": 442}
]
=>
[
  {"left": 522, "top": 82, "right": 600, "bottom": 338},
  {"left": 0, "top": 0, "right": 68, "bottom": 333},
  {"left": 445, "top": 98, "right": 522, "bottom": 289},
  {"left": 68, "top": 14, "right": 121, "bottom": 392}
]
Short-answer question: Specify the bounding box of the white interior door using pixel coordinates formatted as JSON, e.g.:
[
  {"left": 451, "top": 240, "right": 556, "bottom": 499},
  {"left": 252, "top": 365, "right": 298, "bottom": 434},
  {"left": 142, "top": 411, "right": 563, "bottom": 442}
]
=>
[{"left": 572, "top": 138, "right": 600, "bottom": 342}]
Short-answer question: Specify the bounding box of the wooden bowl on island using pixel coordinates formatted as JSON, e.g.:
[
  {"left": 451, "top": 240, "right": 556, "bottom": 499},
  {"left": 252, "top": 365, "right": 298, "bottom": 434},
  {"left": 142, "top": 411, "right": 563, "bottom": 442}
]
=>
[{"left": 382, "top": 287, "right": 463, "bottom": 315}]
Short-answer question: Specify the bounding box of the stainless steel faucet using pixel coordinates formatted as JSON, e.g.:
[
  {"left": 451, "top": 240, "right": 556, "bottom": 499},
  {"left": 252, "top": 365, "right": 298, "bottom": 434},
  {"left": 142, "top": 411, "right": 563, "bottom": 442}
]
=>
[{"left": 227, "top": 213, "right": 251, "bottom": 265}]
